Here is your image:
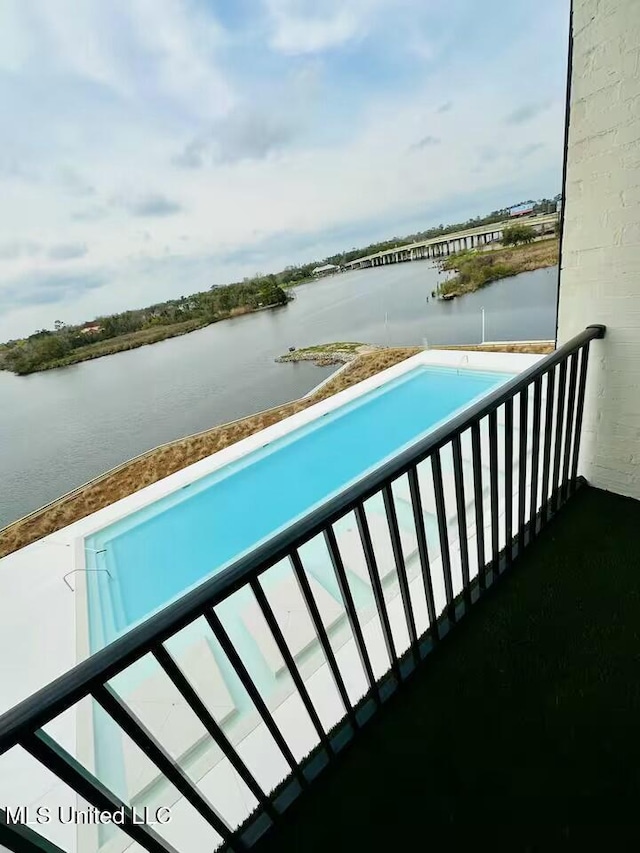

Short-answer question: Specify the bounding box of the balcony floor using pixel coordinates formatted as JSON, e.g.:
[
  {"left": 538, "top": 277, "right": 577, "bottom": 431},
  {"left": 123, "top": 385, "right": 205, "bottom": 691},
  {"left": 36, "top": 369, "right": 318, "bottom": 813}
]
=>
[{"left": 254, "top": 486, "right": 640, "bottom": 850}]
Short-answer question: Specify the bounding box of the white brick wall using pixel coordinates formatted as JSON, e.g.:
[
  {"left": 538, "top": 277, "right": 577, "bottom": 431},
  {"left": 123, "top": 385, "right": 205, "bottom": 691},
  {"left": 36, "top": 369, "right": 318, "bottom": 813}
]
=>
[{"left": 557, "top": 0, "right": 640, "bottom": 499}]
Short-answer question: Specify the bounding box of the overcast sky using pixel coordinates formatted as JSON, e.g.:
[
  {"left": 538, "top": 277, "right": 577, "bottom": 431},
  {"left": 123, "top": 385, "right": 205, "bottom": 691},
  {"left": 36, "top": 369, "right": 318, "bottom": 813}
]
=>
[{"left": 0, "top": 0, "right": 569, "bottom": 340}]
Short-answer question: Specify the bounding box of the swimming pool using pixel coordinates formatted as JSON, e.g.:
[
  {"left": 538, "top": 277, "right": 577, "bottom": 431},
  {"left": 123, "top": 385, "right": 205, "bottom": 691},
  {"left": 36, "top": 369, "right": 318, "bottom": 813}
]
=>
[{"left": 85, "top": 365, "right": 512, "bottom": 651}]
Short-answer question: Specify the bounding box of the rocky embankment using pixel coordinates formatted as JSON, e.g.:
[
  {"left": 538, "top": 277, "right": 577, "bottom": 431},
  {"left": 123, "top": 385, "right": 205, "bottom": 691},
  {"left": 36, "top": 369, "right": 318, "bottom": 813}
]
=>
[{"left": 275, "top": 342, "right": 381, "bottom": 366}]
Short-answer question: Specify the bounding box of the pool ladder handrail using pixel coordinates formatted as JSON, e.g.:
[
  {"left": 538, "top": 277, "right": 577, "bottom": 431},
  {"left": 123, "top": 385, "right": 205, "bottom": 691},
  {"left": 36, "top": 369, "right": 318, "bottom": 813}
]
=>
[
  {"left": 457, "top": 353, "right": 470, "bottom": 374},
  {"left": 63, "top": 568, "right": 112, "bottom": 592}
]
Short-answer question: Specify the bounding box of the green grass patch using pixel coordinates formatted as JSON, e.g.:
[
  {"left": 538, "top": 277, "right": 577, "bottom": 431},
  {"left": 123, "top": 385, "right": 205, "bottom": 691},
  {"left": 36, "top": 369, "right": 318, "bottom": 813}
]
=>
[
  {"left": 294, "top": 342, "right": 363, "bottom": 354},
  {"left": 438, "top": 238, "right": 559, "bottom": 298},
  {"left": 440, "top": 254, "right": 517, "bottom": 296}
]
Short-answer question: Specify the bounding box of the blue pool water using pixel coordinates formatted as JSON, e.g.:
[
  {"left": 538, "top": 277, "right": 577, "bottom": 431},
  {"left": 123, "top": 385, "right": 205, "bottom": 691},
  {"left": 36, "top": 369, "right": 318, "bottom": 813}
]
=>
[{"left": 86, "top": 365, "right": 511, "bottom": 650}]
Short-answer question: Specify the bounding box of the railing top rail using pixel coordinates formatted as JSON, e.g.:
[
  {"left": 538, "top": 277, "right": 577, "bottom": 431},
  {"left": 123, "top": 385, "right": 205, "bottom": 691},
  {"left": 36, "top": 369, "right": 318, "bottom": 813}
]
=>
[{"left": 0, "top": 324, "right": 605, "bottom": 752}]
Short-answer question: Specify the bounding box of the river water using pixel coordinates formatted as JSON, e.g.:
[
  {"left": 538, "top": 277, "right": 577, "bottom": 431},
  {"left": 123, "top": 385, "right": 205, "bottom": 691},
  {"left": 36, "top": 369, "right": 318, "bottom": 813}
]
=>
[{"left": 0, "top": 261, "right": 558, "bottom": 527}]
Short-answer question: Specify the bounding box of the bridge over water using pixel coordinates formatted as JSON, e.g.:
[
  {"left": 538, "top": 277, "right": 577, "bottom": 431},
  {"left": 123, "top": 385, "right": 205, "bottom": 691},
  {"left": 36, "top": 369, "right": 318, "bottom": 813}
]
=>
[{"left": 346, "top": 212, "right": 559, "bottom": 269}]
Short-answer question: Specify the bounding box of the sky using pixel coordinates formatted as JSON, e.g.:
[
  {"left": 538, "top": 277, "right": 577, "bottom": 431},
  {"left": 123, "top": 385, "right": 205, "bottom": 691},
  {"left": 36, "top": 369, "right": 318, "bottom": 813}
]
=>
[{"left": 0, "top": 0, "right": 570, "bottom": 340}]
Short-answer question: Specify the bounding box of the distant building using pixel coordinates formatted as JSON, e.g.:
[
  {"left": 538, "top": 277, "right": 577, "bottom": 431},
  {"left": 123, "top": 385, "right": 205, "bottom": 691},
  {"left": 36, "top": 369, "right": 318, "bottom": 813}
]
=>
[
  {"left": 509, "top": 202, "right": 535, "bottom": 217},
  {"left": 80, "top": 323, "right": 102, "bottom": 335},
  {"left": 312, "top": 263, "right": 339, "bottom": 277}
]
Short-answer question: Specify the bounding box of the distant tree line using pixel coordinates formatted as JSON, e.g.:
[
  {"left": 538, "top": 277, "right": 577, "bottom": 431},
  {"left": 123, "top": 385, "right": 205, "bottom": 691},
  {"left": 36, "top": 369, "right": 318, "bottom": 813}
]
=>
[
  {"left": 323, "top": 195, "right": 560, "bottom": 266},
  {"left": 0, "top": 276, "right": 289, "bottom": 375},
  {"left": 0, "top": 193, "right": 560, "bottom": 375}
]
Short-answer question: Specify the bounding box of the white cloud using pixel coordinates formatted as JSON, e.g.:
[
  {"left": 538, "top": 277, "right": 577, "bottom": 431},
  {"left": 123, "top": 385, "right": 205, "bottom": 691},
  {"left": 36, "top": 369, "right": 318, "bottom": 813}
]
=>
[
  {"left": 47, "top": 242, "right": 88, "bottom": 261},
  {"left": 114, "top": 192, "right": 183, "bottom": 218},
  {"left": 263, "top": 0, "right": 385, "bottom": 54},
  {"left": 0, "top": 240, "right": 41, "bottom": 261},
  {"left": 0, "top": 0, "right": 234, "bottom": 118},
  {"left": 174, "top": 111, "right": 298, "bottom": 168},
  {"left": 56, "top": 168, "right": 96, "bottom": 198},
  {"left": 0, "top": 0, "right": 569, "bottom": 340},
  {"left": 0, "top": 0, "right": 33, "bottom": 72},
  {"left": 125, "top": 0, "right": 234, "bottom": 120}
]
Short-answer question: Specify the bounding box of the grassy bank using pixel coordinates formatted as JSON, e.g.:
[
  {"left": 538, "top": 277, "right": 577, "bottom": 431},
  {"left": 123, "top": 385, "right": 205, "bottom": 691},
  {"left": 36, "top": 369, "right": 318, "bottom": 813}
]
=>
[
  {"left": 433, "top": 342, "right": 554, "bottom": 355},
  {"left": 439, "top": 238, "right": 559, "bottom": 298},
  {"left": 0, "top": 346, "right": 421, "bottom": 557},
  {"left": 8, "top": 319, "right": 209, "bottom": 373},
  {"left": 1, "top": 339, "right": 556, "bottom": 557}
]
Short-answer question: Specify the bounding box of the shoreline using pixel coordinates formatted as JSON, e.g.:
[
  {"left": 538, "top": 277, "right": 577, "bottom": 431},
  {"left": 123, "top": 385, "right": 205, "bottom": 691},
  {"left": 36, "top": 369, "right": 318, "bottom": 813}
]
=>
[
  {"left": 1, "top": 242, "right": 558, "bottom": 377},
  {"left": 0, "top": 301, "right": 289, "bottom": 377},
  {"left": 436, "top": 237, "right": 559, "bottom": 299},
  {"left": 0, "top": 346, "right": 421, "bottom": 557},
  {"left": 0, "top": 339, "right": 555, "bottom": 558}
]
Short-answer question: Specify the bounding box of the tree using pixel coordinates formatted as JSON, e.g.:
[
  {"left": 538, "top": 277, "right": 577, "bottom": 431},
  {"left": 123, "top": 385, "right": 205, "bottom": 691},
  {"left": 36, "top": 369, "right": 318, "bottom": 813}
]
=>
[
  {"left": 28, "top": 329, "right": 53, "bottom": 340},
  {"left": 215, "top": 287, "right": 233, "bottom": 313},
  {"left": 32, "top": 335, "right": 71, "bottom": 362},
  {"left": 502, "top": 224, "right": 535, "bottom": 246},
  {"left": 3, "top": 333, "right": 72, "bottom": 374},
  {"left": 258, "top": 282, "right": 288, "bottom": 306}
]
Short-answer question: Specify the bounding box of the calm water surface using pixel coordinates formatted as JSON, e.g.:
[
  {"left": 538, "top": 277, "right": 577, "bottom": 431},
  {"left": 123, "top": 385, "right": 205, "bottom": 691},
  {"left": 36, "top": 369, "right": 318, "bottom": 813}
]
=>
[{"left": 0, "top": 261, "right": 558, "bottom": 526}]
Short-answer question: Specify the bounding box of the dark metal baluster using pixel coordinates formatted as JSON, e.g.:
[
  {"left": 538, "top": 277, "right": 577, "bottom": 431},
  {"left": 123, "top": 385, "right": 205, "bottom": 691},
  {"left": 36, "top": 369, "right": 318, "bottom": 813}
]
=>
[
  {"left": 249, "top": 579, "right": 334, "bottom": 757},
  {"left": 205, "top": 609, "right": 306, "bottom": 787},
  {"left": 471, "top": 421, "right": 487, "bottom": 587},
  {"left": 503, "top": 400, "right": 514, "bottom": 567},
  {"left": 22, "top": 730, "right": 178, "bottom": 853},
  {"left": 153, "top": 645, "right": 278, "bottom": 823},
  {"left": 289, "top": 550, "right": 357, "bottom": 729},
  {"left": 407, "top": 466, "right": 439, "bottom": 641},
  {"left": 323, "top": 526, "right": 379, "bottom": 702},
  {"left": 431, "top": 449, "right": 455, "bottom": 620},
  {"left": 382, "top": 484, "right": 419, "bottom": 662},
  {"left": 570, "top": 344, "right": 591, "bottom": 494},
  {"left": 528, "top": 379, "right": 543, "bottom": 542},
  {"left": 517, "top": 390, "right": 529, "bottom": 555},
  {"left": 452, "top": 434, "right": 471, "bottom": 609},
  {"left": 354, "top": 503, "right": 400, "bottom": 681},
  {"left": 561, "top": 351, "right": 579, "bottom": 503},
  {"left": 93, "top": 684, "right": 235, "bottom": 846},
  {"left": 551, "top": 359, "right": 568, "bottom": 512},
  {"left": 488, "top": 412, "right": 500, "bottom": 578},
  {"left": 540, "top": 368, "right": 556, "bottom": 521}
]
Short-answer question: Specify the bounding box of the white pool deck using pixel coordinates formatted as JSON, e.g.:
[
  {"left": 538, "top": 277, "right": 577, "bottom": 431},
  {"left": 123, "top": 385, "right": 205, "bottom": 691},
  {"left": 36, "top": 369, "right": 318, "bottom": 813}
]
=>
[{"left": 0, "top": 347, "right": 549, "bottom": 852}]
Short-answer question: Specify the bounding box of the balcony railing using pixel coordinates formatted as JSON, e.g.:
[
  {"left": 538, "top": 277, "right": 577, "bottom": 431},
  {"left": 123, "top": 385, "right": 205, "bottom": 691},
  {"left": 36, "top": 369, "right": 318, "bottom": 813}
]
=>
[{"left": 0, "top": 324, "right": 605, "bottom": 853}]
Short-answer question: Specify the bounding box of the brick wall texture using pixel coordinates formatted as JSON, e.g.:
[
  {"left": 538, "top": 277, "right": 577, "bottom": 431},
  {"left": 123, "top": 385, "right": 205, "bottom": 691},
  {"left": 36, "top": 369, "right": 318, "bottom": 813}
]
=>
[{"left": 557, "top": 0, "right": 640, "bottom": 499}]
